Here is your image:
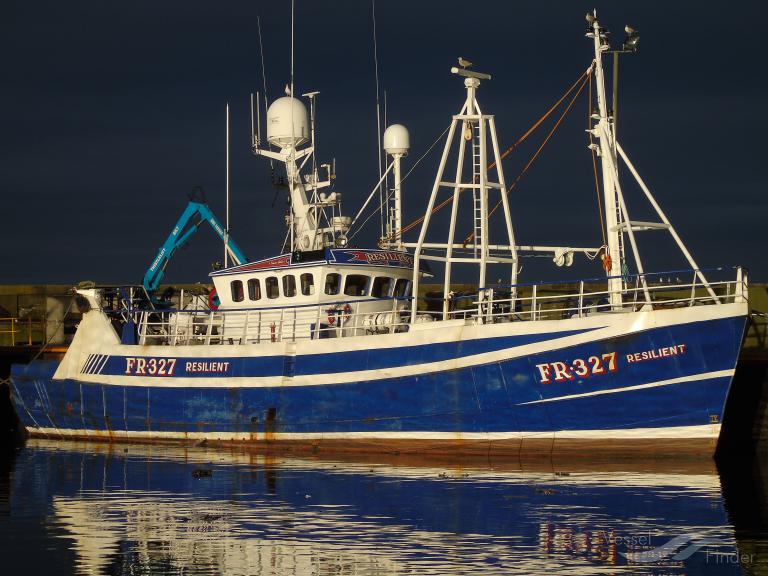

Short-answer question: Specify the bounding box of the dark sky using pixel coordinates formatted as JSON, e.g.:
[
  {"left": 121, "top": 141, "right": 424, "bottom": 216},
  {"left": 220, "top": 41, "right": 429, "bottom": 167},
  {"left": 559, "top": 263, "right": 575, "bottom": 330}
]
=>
[{"left": 2, "top": 1, "right": 766, "bottom": 286}]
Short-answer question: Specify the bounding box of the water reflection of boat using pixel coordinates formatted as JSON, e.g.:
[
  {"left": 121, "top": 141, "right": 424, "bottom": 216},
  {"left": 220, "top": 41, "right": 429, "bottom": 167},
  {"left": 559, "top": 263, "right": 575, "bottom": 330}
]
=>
[{"left": 5, "top": 440, "right": 753, "bottom": 575}]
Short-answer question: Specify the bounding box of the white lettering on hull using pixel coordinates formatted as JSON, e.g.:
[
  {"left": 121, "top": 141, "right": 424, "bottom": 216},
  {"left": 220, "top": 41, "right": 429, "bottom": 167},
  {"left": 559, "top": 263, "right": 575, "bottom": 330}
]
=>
[
  {"left": 124, "top": 357, "right": 177, "bottom": 376},
  {"left": 184, "top": 361, "right": 231, "bottom": 373}
]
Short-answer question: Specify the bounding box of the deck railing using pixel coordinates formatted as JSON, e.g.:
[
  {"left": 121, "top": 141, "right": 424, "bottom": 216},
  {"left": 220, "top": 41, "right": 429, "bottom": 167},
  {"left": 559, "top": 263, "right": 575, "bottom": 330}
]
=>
[
  {"left": 447, "top": 267, "right": 747, "bottom": 323},
  {"left": 115, "top": 267, "right": 746, "bottom": 346},
  {"left": 135, "top": 297, "right": 411, "bottom": 346}
]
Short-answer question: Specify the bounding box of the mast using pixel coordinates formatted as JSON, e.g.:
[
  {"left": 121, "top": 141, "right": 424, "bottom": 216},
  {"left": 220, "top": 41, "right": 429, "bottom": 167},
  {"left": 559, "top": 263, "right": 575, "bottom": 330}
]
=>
[
  {"left": 408, "top": 63, "right": 517, "bottom": 322},
  {"left": 587, "top": 12, "right": 624, "bottom": 307},
  {"left": 252, "top": 91, "right": 349, "bottom": 252}
]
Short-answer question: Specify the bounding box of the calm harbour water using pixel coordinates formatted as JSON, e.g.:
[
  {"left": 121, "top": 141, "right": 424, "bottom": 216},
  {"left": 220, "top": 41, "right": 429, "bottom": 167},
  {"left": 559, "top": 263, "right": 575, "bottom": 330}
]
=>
[{"left": 0, "top": 441, "right": 767, "bottom": 575}]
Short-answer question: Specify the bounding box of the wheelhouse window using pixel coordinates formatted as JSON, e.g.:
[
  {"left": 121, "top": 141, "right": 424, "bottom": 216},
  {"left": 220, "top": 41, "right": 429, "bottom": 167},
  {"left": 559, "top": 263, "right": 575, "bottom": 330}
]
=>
[
  {"left": 371, "top": 276, "right": 393, "bottom": 298},
  {"left": 282, "top": 275, "right": 296, "bottom": 297},
  {"left": 344, "top": 274, "right": 370, "bottom": 297},
  {"left": 247, "top": 278, "right": 261, "bottom": 301},
  {"left": 265, "top": 276, "right": 279, "bottom": 299},
  {"left": 231, "top": 280, "right": 244, "bottom": 302},
  {"left": 394, "top": 278, "right": 411, "bottom": 298},
  {"left": 300, "top": 273, "right": 315, "bottom": 296},
  {"left": 324, "top": 273, "right": 341, "bottom": 295}
]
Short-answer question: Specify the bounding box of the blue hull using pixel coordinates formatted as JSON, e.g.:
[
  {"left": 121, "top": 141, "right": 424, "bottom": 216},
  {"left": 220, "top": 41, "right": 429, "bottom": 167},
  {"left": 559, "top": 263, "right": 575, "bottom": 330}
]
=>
[{"left": 10, "top": 313, "right": 746, "bottom": 456}]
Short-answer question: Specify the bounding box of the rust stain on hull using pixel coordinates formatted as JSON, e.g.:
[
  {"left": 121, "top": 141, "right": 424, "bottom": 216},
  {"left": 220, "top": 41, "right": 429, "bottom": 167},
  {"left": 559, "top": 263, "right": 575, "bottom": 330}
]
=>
[{"left": 24, "top": 429, "right": 719, "bottom": 459}]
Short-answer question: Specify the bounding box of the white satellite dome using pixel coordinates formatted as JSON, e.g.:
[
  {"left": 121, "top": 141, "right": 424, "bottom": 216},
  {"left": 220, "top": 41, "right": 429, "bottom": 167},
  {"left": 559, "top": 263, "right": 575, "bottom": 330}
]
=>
[
  {"left": 267, "top": 97, "right": 309, "bottom": 148},
  {"left": 383, "top": 124, "right": 409, "bottom": 156}
]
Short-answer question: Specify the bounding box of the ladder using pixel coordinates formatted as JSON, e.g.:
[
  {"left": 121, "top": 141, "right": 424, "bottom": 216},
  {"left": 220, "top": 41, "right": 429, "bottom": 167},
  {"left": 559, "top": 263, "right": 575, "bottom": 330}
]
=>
[{"left": 471, "top": 120, "right": 482, "bottom": 257}]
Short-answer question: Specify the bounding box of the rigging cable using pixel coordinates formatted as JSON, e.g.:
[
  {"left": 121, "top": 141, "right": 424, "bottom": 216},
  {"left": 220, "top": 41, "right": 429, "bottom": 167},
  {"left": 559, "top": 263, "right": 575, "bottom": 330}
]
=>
[
  {"left": 462, "top": 66, "right": 593, "bottom": 246},
  {"left": 348, "top": 123, "right": 451, "bottom": 241},
  {"left": 392, "top": 66, "right": 593, "bottom": 242},
  {"left": 490, "top": 66, "right": 594, "bottom": 170}
]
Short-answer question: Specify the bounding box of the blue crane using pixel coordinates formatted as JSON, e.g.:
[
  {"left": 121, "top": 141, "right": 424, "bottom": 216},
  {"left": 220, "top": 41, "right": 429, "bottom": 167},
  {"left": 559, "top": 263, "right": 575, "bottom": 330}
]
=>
[{"left": 143, "top": 188, "right": 248, "bottom": 297}]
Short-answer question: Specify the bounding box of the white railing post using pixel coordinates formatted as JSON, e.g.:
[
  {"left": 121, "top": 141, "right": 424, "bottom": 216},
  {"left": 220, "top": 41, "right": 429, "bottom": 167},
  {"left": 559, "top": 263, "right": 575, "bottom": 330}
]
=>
[
  {"left": 139, "top": 311, "right": 147, "bottom": 345},
  {"left": 171, "top": 312, "right": 178, "bottom": 346},
  {"left": 689, "top": 271, "right": 697, "bottom": 306},
  {"left": 531, "top": 285, "right": 537, "bottom": 321},
  {"left": 206, "top": 311, "right": 214, "bottom": 345},
  {"left": 736, "top": 267, "right": 748, "bottom": 304},
  {"left": 578, "top": 281, "right": 584, "bottom": 318},
  {"left": 242, "top": 310, "right": 250, "bottom": 344}
]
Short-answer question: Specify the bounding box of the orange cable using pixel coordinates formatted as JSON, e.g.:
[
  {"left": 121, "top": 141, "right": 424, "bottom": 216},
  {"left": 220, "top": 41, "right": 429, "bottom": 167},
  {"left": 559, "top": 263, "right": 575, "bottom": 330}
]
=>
[
  {"left": 394, "top": 67, "right": 593, "bottom": 240},
  {"left": 463, "top": 70, "right": 592, "bottom": 245}
]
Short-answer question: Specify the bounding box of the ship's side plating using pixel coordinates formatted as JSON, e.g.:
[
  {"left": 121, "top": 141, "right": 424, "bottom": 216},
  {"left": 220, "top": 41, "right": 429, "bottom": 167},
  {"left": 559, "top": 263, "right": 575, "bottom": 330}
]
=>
[{"left": 10, "top": 290, "right": 747, "bottom": 457}]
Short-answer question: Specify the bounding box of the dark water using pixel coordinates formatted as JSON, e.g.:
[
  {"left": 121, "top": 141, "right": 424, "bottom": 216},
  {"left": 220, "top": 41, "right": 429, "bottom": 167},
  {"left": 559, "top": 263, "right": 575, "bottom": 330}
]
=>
[{"left": 0, "top": 441, "right": 767, "bottom": 575}]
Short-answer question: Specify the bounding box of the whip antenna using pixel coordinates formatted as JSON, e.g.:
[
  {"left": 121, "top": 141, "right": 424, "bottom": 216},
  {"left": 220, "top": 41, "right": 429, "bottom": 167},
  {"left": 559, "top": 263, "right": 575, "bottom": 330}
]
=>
[{"left": 372, "top": 0, "right": 384, "bottom": 239}]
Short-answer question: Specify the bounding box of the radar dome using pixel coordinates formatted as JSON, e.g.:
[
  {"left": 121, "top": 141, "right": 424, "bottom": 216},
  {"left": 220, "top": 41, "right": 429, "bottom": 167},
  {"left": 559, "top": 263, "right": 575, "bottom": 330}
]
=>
[
  {"left": 383, "top": 124, "right": 409, "bottom": 156},
  {"left": 267, "top": 97, "right": 309, "bottom": 148}
]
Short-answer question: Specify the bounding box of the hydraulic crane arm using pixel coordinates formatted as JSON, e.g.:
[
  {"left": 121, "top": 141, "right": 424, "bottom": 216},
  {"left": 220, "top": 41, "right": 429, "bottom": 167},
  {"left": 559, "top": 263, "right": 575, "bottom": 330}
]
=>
[{"left": 143, "top": 191, "right": 248, "bottom": 295}]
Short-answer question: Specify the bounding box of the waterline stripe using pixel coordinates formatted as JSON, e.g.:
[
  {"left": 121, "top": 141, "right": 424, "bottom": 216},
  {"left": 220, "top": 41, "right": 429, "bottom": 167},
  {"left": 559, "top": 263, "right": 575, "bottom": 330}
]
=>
[
  {"left": 28, "top": 423, "right": 721, "bottom": 441},
  {"left": 516, "top": 369, "right": 734, "bottom": 406}
]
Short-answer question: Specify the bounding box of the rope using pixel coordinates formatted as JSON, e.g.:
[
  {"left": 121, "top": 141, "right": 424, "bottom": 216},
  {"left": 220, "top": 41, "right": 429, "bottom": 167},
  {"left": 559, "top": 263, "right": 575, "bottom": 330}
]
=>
[
  {"left": 490, "top": 66, "right": 594, "bottom": 169},
  {"left": 392, "top": 66, "right": 594, "bottom": 243},
  {"left": 463, "top": 68, "right": 592, "bottom": 245}
]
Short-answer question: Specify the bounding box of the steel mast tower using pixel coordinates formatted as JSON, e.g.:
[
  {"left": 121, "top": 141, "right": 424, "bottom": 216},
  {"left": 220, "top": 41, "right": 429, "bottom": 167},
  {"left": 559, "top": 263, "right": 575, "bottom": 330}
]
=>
[{"left": 409, "top": 64, "right": 518, "bottom": 322}]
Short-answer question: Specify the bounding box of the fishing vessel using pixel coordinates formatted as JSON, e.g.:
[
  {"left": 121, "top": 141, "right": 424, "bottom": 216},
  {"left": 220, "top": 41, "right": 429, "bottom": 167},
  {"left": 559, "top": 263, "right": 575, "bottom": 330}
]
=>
[{"left": 10, "top": 13, "right": 748, "bottom": 457}]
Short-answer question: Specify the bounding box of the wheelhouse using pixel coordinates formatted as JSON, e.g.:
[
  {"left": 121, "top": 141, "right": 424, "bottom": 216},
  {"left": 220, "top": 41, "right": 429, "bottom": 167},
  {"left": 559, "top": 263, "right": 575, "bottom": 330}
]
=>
[{"left": 210, "top": 248, "right": 426, "bottom": 312}]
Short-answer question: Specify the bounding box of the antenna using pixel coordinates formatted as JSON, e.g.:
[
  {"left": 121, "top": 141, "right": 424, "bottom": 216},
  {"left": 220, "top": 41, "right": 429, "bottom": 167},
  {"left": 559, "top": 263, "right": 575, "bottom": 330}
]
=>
[
  {"left": 290, "top": 0, "right": 295, "bottom": 105},
  {"left": 257, "top": 16, "right": 270, "bottom": 142},
  {"left": 303, "top": 90, "right": 320, "bottom": 199},
  {"left": 256, "top": 92, "right": 261, "bottom": 144},
  {"left": 256, "top": 92, "right": 264, "bottom": 144},
  {"left": 384, "top": 89, "right": 390, "bottom": 237},
  {"left": 225, "top": 102, "right": 230, "bottom": 268},
  {"left": 371, "top": 0, "right": 384, "bottom": 239},
  {"left": 289, "top": 0, "right": 296, "bottom": 252},
  {"left": 250, "top": 92, "right": 256, "bottom": 147}
]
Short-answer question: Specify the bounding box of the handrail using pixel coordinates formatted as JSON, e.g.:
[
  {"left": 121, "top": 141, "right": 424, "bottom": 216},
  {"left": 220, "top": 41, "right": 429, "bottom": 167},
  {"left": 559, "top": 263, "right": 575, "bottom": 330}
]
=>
[
  {"left": 118, "top": 267, "right": 747, "bottom": 346},
  {"left": 448, "top": 272, "right": 745, "bottom": 324},
  {"left": 137, "top": 294, "right": 412, "bottom": 346},
  {"left": 104, "top": 295, "right": 412, "bottom": 316},
  {"left": 477, "top": 266, "right": 737, "bottom": 291}
]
